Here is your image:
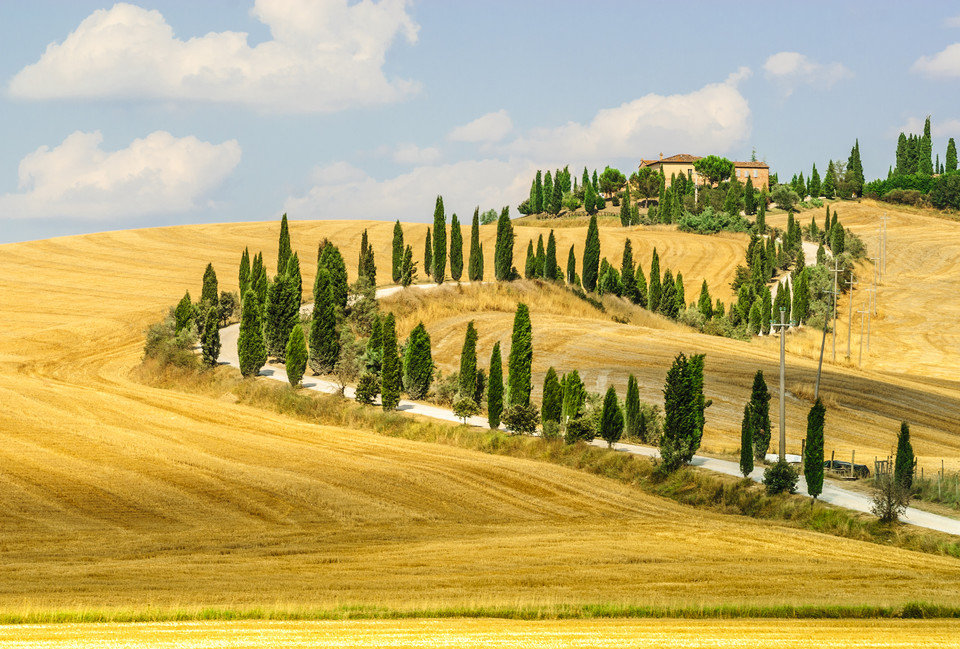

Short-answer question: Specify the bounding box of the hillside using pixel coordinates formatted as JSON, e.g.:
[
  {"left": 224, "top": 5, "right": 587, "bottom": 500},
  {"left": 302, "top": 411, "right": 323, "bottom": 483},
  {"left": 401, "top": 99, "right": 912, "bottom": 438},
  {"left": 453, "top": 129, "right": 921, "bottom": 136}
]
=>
[{"left": 1, "top": 218, "right": 960, "bottom": 611}]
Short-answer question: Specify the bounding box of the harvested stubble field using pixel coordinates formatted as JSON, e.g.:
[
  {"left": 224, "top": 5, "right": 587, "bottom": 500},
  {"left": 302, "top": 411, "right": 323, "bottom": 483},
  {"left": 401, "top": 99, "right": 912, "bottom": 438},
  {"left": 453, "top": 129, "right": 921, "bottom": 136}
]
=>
[{"left": 0, "top": 213, "right": 959, "bottom": 621}]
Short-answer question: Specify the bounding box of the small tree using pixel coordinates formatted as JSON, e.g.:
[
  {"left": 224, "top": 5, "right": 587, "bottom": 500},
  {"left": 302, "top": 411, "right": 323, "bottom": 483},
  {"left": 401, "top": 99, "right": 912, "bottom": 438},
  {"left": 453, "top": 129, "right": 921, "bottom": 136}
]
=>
[
  {"left": 599, "top": 386, "right": 624, "bottom": 448},
  {"left": 449, "top": 213, "right": 463, "bottom": 281},
  {"left": 872, "top": 473, "right": 911, "bottom": 523},
  {"left": 392, "top": 220, "right": 404, "bottom": 283},
  {"left": 468, "top": 207, "right": 483, "bottom": 281},
  {"left": 693, "top": 155, "right": 734, "bottom": 184},
  {"left": 453, "top": 397, "right": 480, "bottom": 424},
  {"left": 763, "top": 459, "right": 799, "bottom": 494},
  {"left": 355, "top": 372, "right": 379, "bottom": 405},
  {"left": 624, "top": 374, "right": 641, "bottom": 438},
  {"left": 804, "top": 398, "right": 826, "bottom": 499},
  {"left": 380, "top": 313, "right": 401, "bottom": 410},
  {"left": 401, "top": 244, "right": 417, "bottom": 287},
  {"left": 458, "top": 321, "right": 478, "bottom": 398},
  {"left": 582, "top": 215, "right": 601, "bottom": 291},
  {"left": 545, "top": 230, "right": 558, "bottom": 281},
  {"left": 174, "top": 290, "right": 194, "bottom": 334},
  {"left": 658, "top": 352, "right": 707, "bottom": 472},
  {"left": 308, "top": 269, "right": 339, "bottom": 375},
  {"left": 502, "top": 402, "right": 540, "bottom": 435},
  {"left": 277, "top": 213, "right": 291, "bottom": 275},
  {"left": 423, "top": 227, "right": 433, "bottom": 280},
  {"left": 201, "top": 262, "right": 218, "bottom": 307},
  {"left": 507, "top": 303, "right": 533, "bottom": 407},
  {"left": 494, "top": 207, "right": 514, "bottom": 281},
  {"left": 739, "top": 403, "right": 754, "bottom": 477},
  {"left": 238, "top": 289, "right": 267, "bottom": 377},
  {"left": 541, "top": 367, "right": 562, "bottom": 424},
  {"left": 566, "top": 245, "right": 577, "bottom": 285},
  {"left": 894, "top": 421, "right": 915, "bottom": 489},
  {"left": 432, "top": 196, "right": 447, "bottom": 283},
  {"left": 285, "top": 324, "right": 307, "bottom": 387},
  {"left": 487, "top": 342, "right": 504, "bottom": 429},
  {"left": 318, "top": 242, "right": 348, "bottom": 310},
  {"left": 648, "top": 248, "right": 661, "bottom": 312},
  {"left": 201, "top": 305, "right": 220, "bottom": 367},
  {"left": 750, "top": 370, "right": 772, "bottom": 461},
  {"left": 402, "top": 322, "right": 433, "bottom": 400}
]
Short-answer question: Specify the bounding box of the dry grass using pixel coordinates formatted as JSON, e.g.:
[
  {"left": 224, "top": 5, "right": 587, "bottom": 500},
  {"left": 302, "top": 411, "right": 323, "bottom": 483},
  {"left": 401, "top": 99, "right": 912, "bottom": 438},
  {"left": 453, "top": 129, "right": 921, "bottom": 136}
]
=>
[
  {"left": 4, "top": 619, "right": 960, "bottom": 648},
  {"left": 2, "top": 218, "right": 960, "bottom": 614}
]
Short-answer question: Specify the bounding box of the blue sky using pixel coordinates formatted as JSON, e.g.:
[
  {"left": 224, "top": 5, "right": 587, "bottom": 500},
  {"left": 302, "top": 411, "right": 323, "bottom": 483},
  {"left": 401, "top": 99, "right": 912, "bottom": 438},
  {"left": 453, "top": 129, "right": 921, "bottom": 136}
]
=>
[{"left": 2, "top": 0, "right": 960, "bottom": 243}]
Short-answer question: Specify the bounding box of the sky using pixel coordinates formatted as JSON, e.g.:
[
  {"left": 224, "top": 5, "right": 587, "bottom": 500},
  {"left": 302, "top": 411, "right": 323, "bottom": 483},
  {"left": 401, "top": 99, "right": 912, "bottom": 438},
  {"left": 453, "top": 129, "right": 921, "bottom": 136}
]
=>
[{"left": 2, "top": 0, "right": 960, "bottom": 243}]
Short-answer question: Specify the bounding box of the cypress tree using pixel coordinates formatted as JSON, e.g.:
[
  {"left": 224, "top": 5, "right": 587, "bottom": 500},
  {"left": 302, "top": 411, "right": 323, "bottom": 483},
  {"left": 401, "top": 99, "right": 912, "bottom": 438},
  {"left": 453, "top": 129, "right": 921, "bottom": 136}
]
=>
[
  {"left": 458, "top": 321, "right": 478, "bottom": 398},
  {"left": 285, "top": 324, "right": 307, "bottom": 387},
  {"left": 675, "top": 272, "right": 685, "bottom": 314},
  {"left": 620, "top": 183, "right": 632, "bottom": 226},
  {"left": 277, "top": 213, "right": 291, "bottom": 275},
  {"left": 761, "top": 286, "right": 773, "bottom": 335},
  {"left": 822, "top": 160, "right": 836, "bottom": 198},
  {"left": 919, "top": 118, "right": 933, "bottom": 175},
  {"left": 830, "top": 222, "right": 845, "bottom": 255},
  {"left": 566, "top": 245, "right": 577, "bottom": 284},
  {"left": 792, "top": 267, "right": 809, "bottom": 324},
  {"left": 748, "top": 299, "right": 762, "bottom": 335},
  {"left": 634, "top": 263, "right": 647, "bottom": 308},
  {"left": 201, "top": 305, "right": 220, "bottom": 367},
  {"left": 740, "top": 403, "right": 754, "bottom": 477},
  {"left": 392, "top": 220, "right": 404, "bottom": 283},
  {"left": 551, "top": 172, "right": 562, "bottom": 214},
  {"left": 804, "top": 398, "right": 826, "bottom": 499},
  {"left": 541, "top": 367, "right": 562, "bottom": 424},
  {"left": 318, "top": 243, "right": 348, "bottom": 310},
  {"left": 364, "top": 313, "right": 383, "bottom": 375},
  {"left": 947, "top": 138, "right": 958, "bottom": 173},
  {"left": 201, "top": 262, "right": 218, "bottom": 306},
  {"left": 582, "top": 214, "right": 601, "bottom": 291},
  {"left": 433, "top": 196, "right": 447, "bottom": 283},
  {"left": 894, "top": 421, "right": 915, "bottom": 489},
  {"left": 507, "top": 303, "right": 533, "bottom": 407},
  {"left": 545, "top": 230, "right": 558, "bottom": 281},
  {"left": 621, "top": 240, "right": 636, "bottom": 302},
  {"left": 750, "top": 370, "right": 772, "bottom": 461},
  {"left": 287, "top": 253, "right": 302, "bottom": 306},
  {"left": 524, "top": 240, "right": 536, "bottom": 279},
  {"left": 808, "top": 163, "right": 821, "bottom": 198},
  {"left": 535, "top": 234, "right": 545, "bottom": 278},
  {"left": 308, "top": 269, "right": 339, "bottom": 374},
  {"left": 488, "top": 342, "right": 503, "bottom": 429},
  {"left": 648, "top": 248, "right": 661, "bottom": 312},
  {"left": 174, "top": 290, "right": 194, "bottom": 334},
  {"left": 625, "top": 374, "right": 641, "bottom": 438},
  {"left": 659, "top": 352, "right": 706, "bottom": 470},
  {"left": 468, "top": 207, "right": 482, "bottom": 281},
  {"left": 561, "top": 370, "right": 585, "bottom": 424},
  {"left": 423, "top": 227, "right": 433, "bottom": 279},
  {"left": 534, "top": 170, "right": 543, "bottom": 213},
  {"left": 600, "top": 386, "right": 624, "bottom": 448},
  {"left": 238, "top": 289, "right": 267, "bottom": 377},
  {"left": 402, "top": 322, "right": 433, "bottom": 400},
  {"left": 264, "top": 271, "right": 298, "bottom": 361},
  {"left": 380, "top": 313, "right": 401, "bottom": 410},
  {"left": 253, "top": 253, "right": 268, "bottom": 311},
  {"left": 543, "top": 171, "right": 554, "bottom": 214},
  {"left": 698, "top": 280, "right": 713, "bottom": 319},
  {"left": 239, "top": 247, "right": 251, "bottom": 300},
  {"left": 757, "top": 192, "right": 767, "bottom": 233},
  {"left": 744, "top": 177, "right": 756, "bottom": 215},
  {"left": 494, "top": 207, "right": 514, "bottom": 281},
  {"left": 660, "top": 188, "right": 674, "bottom": 223},
  {"left": 449, "top": 213, "right": 463, "bottom": 281},
  {"left": 401, "top": 244, "right": 417, "bottom": 287},
  {"left": 659, "top": 268, "right": 677, "bottom": 318},
  {"left": 358, "top": 229, "right": 376, "bottom": 285}
]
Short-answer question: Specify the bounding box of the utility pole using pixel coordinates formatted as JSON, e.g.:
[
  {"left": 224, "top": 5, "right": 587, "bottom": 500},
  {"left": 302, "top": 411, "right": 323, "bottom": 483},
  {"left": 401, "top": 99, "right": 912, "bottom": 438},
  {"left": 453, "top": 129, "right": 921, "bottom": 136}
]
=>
[
  {"left": 857, "top": 305, "right": 868, "bottom": 368},
  {"left": 880, "top": 213, "right": 888, "bottom": 276},
  {"left": 829, "top": 259, "right": 842, "bottom": 362},
  {"left": 845, "top": 275, "right": 858, "bottom": 359},
  {"left": 869, "top": 257, "right": 880, "bottom": 315},
  {"left": 815, "top": 282, "right": 837, "bottom": 399},
  {"left": 770, "top": 308, "right": 789, "bottom": 461}
]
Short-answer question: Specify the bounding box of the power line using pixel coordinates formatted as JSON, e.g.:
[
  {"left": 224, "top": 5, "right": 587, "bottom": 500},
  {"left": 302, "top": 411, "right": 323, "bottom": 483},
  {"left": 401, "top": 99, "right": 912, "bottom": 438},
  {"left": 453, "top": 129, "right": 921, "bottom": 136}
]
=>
[{"left": 771, "top": 307, "right": 791, "bottom": 462}]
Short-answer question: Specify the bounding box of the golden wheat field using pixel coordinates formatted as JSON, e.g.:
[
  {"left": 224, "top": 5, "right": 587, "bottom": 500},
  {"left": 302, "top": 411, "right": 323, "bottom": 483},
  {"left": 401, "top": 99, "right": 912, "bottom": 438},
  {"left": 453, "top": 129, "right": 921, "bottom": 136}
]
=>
[
  {"left": 0, "top": 208, "right": 959, "bottom": 618},
  {"left": 3, "top": 618, "right": 960, "bottom": 648}
]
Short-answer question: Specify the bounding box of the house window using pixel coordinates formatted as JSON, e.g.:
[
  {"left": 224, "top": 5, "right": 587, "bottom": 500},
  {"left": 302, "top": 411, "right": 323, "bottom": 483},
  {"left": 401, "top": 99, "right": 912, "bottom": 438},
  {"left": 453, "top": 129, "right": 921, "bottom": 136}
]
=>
[
  {"left": 754, "top": 169, "right": 758, "bottom": 178},
  {"left": 687, "top": 169, "right": 692, "bottom": 179}
]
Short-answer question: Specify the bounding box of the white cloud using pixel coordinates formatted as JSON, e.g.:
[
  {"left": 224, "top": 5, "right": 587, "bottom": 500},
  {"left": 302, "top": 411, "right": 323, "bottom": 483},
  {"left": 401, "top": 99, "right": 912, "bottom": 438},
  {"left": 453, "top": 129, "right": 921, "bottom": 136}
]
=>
[
  {"left": 912, "top": 43, "right": 960, "bottom": 78},
  {"left": 763, "top": 52, "right": 852, "bottom": 95},
  {"left": 287, "top": 158, "right": 533, "bottom": 221},
  {"left": 891, "top": 116, "right": 960, "bottom": 138},
  {"left": 0, "top": 131, "right": 241, "bottom": 219},
  {"left": 8, "top": 0, "right": 419, "bottom": 113},
  {"left": 506, "top": 68, "right": 753, "bottom": 161},
  {"left": 392, "top": 144, "right": 441, "bottom": 165},
  {"left": 448, "top": 110, "right": 513, "bottom": 143},
  {"left": 946, "top": 15, "right": 960, "bottom": 27}
]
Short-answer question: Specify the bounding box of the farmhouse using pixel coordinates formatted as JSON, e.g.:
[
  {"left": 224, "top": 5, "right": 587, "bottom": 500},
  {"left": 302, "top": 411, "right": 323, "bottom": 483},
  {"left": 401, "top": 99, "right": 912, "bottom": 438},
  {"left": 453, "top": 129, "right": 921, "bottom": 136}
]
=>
[{"left": 639, "top": 153, "right": 770, "bottom": 189}]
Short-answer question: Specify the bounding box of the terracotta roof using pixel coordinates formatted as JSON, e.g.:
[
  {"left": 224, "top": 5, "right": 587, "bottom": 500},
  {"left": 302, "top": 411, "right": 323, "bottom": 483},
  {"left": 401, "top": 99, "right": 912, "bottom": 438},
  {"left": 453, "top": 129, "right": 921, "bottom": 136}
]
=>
[
  {"left": 660, "top": 153, "right": 701, "bottom": 163},
  {"left": 734, "top": 161, "right": 769, "bottom": 169},
  {"left": 640, "top": 155, "right": 770, "bottom": 169}
]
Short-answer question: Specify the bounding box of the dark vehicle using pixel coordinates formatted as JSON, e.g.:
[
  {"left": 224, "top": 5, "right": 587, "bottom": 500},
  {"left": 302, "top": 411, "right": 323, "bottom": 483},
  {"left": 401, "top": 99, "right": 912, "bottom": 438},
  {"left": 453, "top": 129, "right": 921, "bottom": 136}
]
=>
[{"left": 824, "top": 460, "right": 870, "bottom": 479}]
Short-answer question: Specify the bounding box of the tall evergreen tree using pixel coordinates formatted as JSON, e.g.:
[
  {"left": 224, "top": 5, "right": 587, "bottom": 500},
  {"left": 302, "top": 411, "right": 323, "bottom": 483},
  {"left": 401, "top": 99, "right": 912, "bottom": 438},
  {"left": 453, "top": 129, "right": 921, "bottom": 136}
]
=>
[
  {"left": 534, "top": 234, "right": 545, "bottom": 278},
  {"left": 308, "top": 269, "right": 339, "bottom": 374},
  {"left": 201, "top": 262, "right": 218, "bottom": 306},
  {"left": 543, "top": 170, "right": 554, "bottom": 214},
  {"left": 401, "top": 244, "right": 417, "bottom": 287},
  {"left": 947, "top": 138, "right": 958, "bottom": 173},
  {"left": 318, "top": 243, "right": 348, "bottom": 310},
  {"left": 761, "top": 285, "right": 773, "bottom": 335},
  {"left": 286, "top": 253, "right": 302, "bottom": 306},
  {"left": 561, "top": 370, "right": 586, "bottom": 424},
  {"left": 392, "top": 220, "right": 404, "bottom": 283},
  {"left": 253, "top": 252, "right": 268, "bottom": 310},
  {"left": 423, "top": 227, "right": 433, "bottom": 280},
  {"left": 494, "top": 207, "right": 514, "bottom": 281},
  {"left": 468, "top": 207, "right": 483, "bottom": 281},
  {"left": 459, "top": 321, "right": 478, "bottom": 398},
  {"left": 534, "top": 170, "right": 543, "bottom": 213},
  {"left": 551, "top": 172, "right": 562, "bottom": 214},
  {"left": 822, "top": 160, "right": 836, "bottom": 198},
  {"left": 848, "top": 139, "right": 865, "bottom": 195},
  {"left": 659, "top": 352, "right": 706, "bottom": 471},
  {"left": 201, "top": 305, "right": 220, "bottom": 367},
  {"left": 524, "top": 240, "right": 536, "bottom": 280},
  {"left": 894, "top": 421, "right": 915, "bottom": 489},
  {"left": 808, "top": 163, "right": 821, "bottom": 198},
  {"left": 620, "top": 183, "right": 632, "bottom": 226},
  {"left": 625, "top": 374, "right": 641, "bottom": 438},
  {"left": 507, "top": 303, "right": 533, "bottom": 407},
  {"left": 698, "top": 280, "right": 713, "bottom": 319},
  {"left": 659, "top": 269, "right": 678, "bottom": 318},
  {"left": 621, "top": 239, "right": 637, "bottom": 302},
  {"left": 432, "top": 196, "right": 447, "bottom": 283},
  {"left": 541, "top": 367, "right": 562, "bottom": 424},
  {"left": 238, "top": 289, "right": 267, "bottom": 377},
  {"left": 487, "top": 342, "right": 503, "bottom": 429},
  {"left": 239, "top": 247, "right": 251, "bottom": 300},
  {"left": 648, "top": 248, "right": 661, "bottom": 312},
  {"left": 566, "top": 245, "right": 577, "bottom": 284},
  {"left": 582, "top": 215, "right": 601, "bottom": 291},
  {"left": 895, "top": 133, "right": 909, "bottom": 175},
  {"left": 740, "top": 402, "right": 754, "bottom": 477},
  {"left": 264, "top": 270, "right": 299, "bottom": 361},
  {"left": 449, "top": 213, "right": 463, "bottom": 281},
  {"left": 380, "top": 313, "right": 401, "bottom": 410},
  {"left": 749, "top": 370, "right": 772, "bottom": 461},
  {"left": 634, "top": 262, "right": 647, "bottom": 308},
  {"left": 277, "top": 213, "right": 291, "bottom": 275},
  {"left": 804, "top": 398, "right": 826, "bottom": 499},
  {"left": 919, "top": 117, "right": 933, "bottom": 175},
  {"left": 402, "top": 322, "right": 433, "bottom": 400},
  {"left": 792, "top": 267, "right": 809, "bottom": 324},
  {"left": 675, "top": 272, "right": 686, "bottom": 314},
  {"left": 600, "top": 386, "right": 624, "bottom": 448},
  {"left": 358, "top": 229, "right": 376, "bottom": 285},
  {"left": 757, "top": 191, "right": 767, "bottom": 233},
  {"left": 285, "top": 324, "right": 307, "bottom": 387},
  {"left": 545, "top": 230, "right": 558, "bottom": 281}
]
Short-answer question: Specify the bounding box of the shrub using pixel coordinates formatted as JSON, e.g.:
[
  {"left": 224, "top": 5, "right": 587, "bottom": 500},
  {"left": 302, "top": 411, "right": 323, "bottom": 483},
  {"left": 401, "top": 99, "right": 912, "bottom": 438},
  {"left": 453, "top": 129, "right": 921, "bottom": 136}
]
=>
[
  {"left": 143, "top": 310, "right": 198, "bottom": 369},
  {"left": 564, "top": 416, "right": 594, "bottom": 444},
  {"left": 872, "top": 473, "right": 911, "bottom": 523},
  {"left": 452, "top": 396, "right": 480, "bottom": 424},
  {"left": 355, "top": 371, "right": 379, "bottom": 405},
  {"left": 676, "top": 207, "right": 751, "bottom": 234},
  {"left": 432, "top": 370, "right": 459, "bottom": 407},
  {"left": 501, "top": 402, "right": 540, "bottom": 435},
  {"left": 762, "top": 459, "right": 799, "bottom": 494},
  {"left": 542, "top": 420, "right": 561, "bottom": 441}
]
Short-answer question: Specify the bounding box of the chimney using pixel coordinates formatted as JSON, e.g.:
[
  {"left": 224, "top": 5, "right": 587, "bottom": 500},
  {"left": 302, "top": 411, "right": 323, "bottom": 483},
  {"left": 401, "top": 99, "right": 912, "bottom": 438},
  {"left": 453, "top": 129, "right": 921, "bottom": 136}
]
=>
[{"left": 659, "top": 152, "right": 663, "bottom": 161}]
